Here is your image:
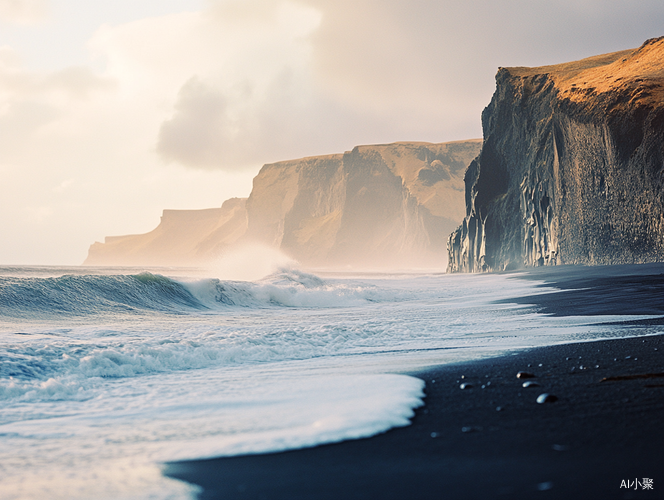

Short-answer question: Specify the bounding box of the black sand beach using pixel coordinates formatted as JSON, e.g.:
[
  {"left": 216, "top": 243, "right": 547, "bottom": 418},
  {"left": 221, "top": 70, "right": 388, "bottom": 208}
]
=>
[{"left": 164, "top": 265, "right": 664, "bottom": 500}]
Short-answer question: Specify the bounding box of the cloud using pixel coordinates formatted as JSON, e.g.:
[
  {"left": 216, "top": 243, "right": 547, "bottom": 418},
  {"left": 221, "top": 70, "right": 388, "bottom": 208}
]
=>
[
  {"left": 152, "top": 0, "right": 474, "bottom": 170},
  {"left": 5, "top": 0, "right": 664, "bottom": 173},
  {"left": 157, "top": 77, "right": 231, "bottom": 167},
  {"left": 0, "top": 0, "right": 49, "bottom": 25},
  {"left": 149, "top": 0, "right": 664, "bottom": 171},
  {"left": 0, "top": 46, "right": 117, "bottom": 160},
  {"left": 0, "top": 45, "right": 116, "bottom": 99}
]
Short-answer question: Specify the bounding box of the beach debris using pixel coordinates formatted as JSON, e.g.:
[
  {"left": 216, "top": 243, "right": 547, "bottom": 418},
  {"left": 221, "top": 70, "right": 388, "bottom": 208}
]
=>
[
  {"left": 460, "top": 383, "right": 473, "bottom": 389},
  {"left": 600, "top": 372, "right": 664, "bottom": 382},
  {"left": 537, "top": 481, "right": 554, "bottom": 491},
  {"left": 552, "top": 444, "right": 570, "bottom": 451},
  {"left": 517, "top": 371, "right": 535, "bottom": 379},
  {"left": 537, "top": 393, "right": 558, "bottom": 404},
  {"left": 522, "top": 381, "right": 540, "bottom": 388}
]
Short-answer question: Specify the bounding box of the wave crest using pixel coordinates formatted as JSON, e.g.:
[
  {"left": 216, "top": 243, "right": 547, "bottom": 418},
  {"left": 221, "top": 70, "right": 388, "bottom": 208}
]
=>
[{"left": 0, "top": 272, "right": 203, "bottom": 318}]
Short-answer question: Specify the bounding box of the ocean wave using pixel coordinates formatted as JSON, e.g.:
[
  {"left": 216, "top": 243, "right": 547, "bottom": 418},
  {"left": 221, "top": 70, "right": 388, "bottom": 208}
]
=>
[
  {"left": 0, "top": 272, "right": 203, "bottom": 318},
  {"left": 185, "top": 268, "right": 381, "bottom": 309},
  {"left": 0, "top": 269, "right": 381, "bottom": 320}
]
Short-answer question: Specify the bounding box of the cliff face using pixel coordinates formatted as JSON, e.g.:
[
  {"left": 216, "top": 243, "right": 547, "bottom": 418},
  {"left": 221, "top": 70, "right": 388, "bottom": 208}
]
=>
[
  {"left": 85, "top": 198, "right": 247, "bottom": 266},
  {"left": 245, "top": 141, "right": 480, "bottom": 267},
  {"left": 86, "top": 140, "right": 480, "bottom": 268},
  {"left": 448, "top": 37, "right": 664, "bottom": 272}
]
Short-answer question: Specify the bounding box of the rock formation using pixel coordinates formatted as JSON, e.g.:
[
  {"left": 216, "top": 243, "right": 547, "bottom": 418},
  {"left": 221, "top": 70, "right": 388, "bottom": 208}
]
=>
[
  {"left": 448, "top": 37, "right": 664, "bottom": 273},
  {"left": 85, "top": 198, "right": 247, "bottom": 267},
  {"left": 85, "top": 140, "right": 481, "bottom": 268},
  {"left": 245, "top": 141, "right": 480, "bottom": 267}
]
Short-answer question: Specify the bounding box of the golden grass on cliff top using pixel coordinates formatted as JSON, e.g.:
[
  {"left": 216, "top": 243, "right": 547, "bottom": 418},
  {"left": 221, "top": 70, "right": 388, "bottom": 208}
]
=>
[{"left": 504, "top": 36, "right": 664, "bottom": 108}]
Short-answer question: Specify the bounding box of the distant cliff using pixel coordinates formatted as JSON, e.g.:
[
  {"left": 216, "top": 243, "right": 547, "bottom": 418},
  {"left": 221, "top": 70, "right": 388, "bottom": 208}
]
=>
[
  {"left": 85, "top": 198, "right": 247, "bottom": 266},
  {"left": 448, "top": 37, "right": 664, "bottom": 272},
  {"left": 85, "top": 140, "right": 481, "bottom": 268},
  {"left": 245, "top": 141, "right": 481, "bottom": 267}
]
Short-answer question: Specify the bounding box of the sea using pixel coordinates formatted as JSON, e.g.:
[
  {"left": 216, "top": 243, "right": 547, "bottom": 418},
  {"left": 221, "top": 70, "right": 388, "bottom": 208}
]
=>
[{"left": 1, "top": 262, "right": 662, "bottom": 500}]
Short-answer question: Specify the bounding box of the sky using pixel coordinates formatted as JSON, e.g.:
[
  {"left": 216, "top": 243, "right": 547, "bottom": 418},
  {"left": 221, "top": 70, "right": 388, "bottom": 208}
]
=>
[{"left": 1, "top": 0, "right": 663, "bottom": 264}]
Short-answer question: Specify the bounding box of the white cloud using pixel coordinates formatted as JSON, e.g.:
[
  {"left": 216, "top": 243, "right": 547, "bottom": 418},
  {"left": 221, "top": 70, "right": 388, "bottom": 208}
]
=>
[
  {"left": 0, "top": 45, "right": 117, "bottom": 163},
  {"left": 84, "top": 0, "right": 326, "bottom": 169},
  {"left": 0, "top": 0, "right": 49, "bottom": 25}
]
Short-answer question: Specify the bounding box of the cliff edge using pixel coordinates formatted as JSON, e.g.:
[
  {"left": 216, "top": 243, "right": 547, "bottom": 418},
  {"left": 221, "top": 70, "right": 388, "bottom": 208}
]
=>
[{"left": 448, "top": 37, "right": 664, "bottom": 272}]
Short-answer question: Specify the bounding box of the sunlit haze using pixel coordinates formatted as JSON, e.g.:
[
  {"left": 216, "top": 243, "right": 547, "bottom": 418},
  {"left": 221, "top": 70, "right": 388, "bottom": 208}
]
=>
[{"left": 2, "top": 0, "right": 663, "bottom": 264}]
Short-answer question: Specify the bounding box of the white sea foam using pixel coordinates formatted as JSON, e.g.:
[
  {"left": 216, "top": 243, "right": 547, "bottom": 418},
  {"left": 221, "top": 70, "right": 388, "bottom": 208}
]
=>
[
  {"left": 205, "top": 243, "right": 298, "bottom": 281},
  {"left": 182, "top": 268, "right": 384, "bottom": 309},
  {"left": 1, "top": 267, "right": 662, "bottom": 500}
]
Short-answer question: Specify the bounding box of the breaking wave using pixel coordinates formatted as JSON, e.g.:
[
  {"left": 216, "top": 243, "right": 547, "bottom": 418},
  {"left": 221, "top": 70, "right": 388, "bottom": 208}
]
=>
[{"left": 0, "top": 269, "right": 379, "bottom": 319}]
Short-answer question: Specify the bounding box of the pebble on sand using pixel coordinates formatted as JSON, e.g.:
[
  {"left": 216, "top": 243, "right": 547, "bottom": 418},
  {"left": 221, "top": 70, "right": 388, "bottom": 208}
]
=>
[
  {"left": 517, "top": 371, "right": 536, "bottom": 379},
  {"left": 460, "top": 383, "right": 473, "bottom": 389},
  {"left": 537, "top": 481, "right": 554, "bottom": 491},
  {"left": 537, "top": 393, "right": 558, "bottom": 404},
  {"left": 522, "top": 381, "right": 540, "bottom": 388}
]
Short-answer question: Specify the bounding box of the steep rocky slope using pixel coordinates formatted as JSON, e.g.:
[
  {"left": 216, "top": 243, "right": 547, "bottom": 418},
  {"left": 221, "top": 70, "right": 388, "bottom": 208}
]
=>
[
  {"left": 448, "top": 37, "right": 664, "bottom": 272},
  {"left": 246, "top": 141, "right": 480, "bottom": 267},
  {"left": 85, "top": 140, "right": 480, "bottom": 268}
]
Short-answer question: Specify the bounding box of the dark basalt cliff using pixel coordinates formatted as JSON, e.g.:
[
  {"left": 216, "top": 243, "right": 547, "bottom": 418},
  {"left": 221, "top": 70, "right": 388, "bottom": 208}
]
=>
[{"left": 448, "top": 37, "right": 664, "bottom": 272}]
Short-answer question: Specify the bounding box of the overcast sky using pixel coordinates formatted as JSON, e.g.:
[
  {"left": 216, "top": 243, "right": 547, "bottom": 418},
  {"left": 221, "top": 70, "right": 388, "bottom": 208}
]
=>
[{"left": 1, "top": 0, "right": 663, "bottom": 264}]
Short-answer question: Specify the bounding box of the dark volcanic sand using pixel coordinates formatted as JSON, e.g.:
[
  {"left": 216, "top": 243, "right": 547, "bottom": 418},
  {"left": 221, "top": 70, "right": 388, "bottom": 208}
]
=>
[{"left": 164, "top": 265, "right": 664, "bottom": 500}]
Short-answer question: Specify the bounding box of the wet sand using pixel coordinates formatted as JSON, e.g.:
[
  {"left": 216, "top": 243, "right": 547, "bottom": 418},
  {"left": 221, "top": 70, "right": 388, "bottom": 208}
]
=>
[{"left": 164, "top": 264, "right": 664, "bottom": 499}]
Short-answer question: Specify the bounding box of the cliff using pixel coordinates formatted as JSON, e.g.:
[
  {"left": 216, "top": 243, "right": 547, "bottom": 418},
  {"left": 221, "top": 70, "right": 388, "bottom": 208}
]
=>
[
  {"left": 85, "top": 198, "right": 247, "bottom": 266},
  {"left": 448, "top": 37, "right": 664, "bottom": 273},
  {"left": 245, "top": 141, "right": 480, "bottom": 267},
  {"left": 85, "top": 140, "right": 481, "bottom": 268}
]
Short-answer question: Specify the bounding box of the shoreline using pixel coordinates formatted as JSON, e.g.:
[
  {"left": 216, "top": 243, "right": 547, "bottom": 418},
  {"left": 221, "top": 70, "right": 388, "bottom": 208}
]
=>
[
  {"left": 164, "top": 333, "right": 664, "bottom": 499},
  {"left": 164, "top": 265, "right": 664, "bottom": 499}
]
